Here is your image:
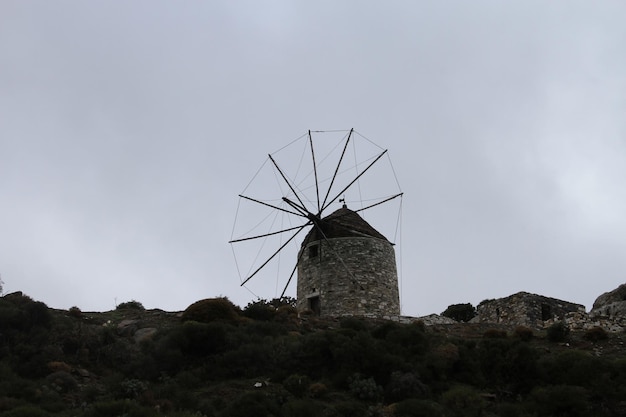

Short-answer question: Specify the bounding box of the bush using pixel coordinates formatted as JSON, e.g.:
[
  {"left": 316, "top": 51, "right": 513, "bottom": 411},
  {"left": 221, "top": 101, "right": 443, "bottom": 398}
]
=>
[
  {"left": 68, "top": 306, "right": 83, "bottom": 318},
  {"left": 385, "top": 371, "right": 428, "bottom": 403},
  {"left": 308, "top": 382, "right": 328, "bottom": 398},
  {"left": 441, "top": 385, "right": 485, "bottom": 417},
  {"left": 164, "top": 321, "right": 228, "bottom": 357},
  {"left": 243, "top": 299, "right": 275, "bottom": 321},
  {"left": 514, "top": 325, "right": 534, "bottom": 341},
  {"left": 441, "top": 303, "right": 476, "bottom": 322},
  {"left": 283, "top": 374, "right": 311, "bottom": 398},
  {"left": 282, "top": 398, "right": 324, "bottom": 417},
  {"left": 528, "top": 385, "right": 589, "bottom": 417},
  {"left": 116, "top": 300, "right": 145, "bottom": 311},
  {"left": 85, "top": 399, "right": 159, "bottom": 417},
  {"left": 348, "top": 374, "right": 383, "bottom": 402},
  {"left": 583, "top": 326, "right": 608, "bottom": 342},
  {"left": 394, "top": 399, "right": 445, "bottom": 417},
  {"left": 546, "top": 321, "right": 570, "bottom": 342},
  {"left": 2, "top": 405, "right": 51, "bottom": 417},
  {"left": 217, "top": 391, "right": 281, "bottom": 417},
  {"left": 182, "top": 297, "right": 240, "bottom": 323},
  {"left": 483, "top": 329, "right": 507, "bottom": 339}
]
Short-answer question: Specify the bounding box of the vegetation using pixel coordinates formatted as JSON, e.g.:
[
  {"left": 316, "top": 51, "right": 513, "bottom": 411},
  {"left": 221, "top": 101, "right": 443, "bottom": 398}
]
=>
[
  {"left": 0, "top": 292, "right": 625, "bottom": 416},
  {"left": 441, "top": 303, "right": 476, "bottom": 322}
]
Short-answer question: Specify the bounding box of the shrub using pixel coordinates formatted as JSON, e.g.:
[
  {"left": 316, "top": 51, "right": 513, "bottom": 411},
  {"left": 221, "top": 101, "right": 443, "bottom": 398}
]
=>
[
  {"left": 182, "top": 297, "right": 240, "bottom": 323},
  {"left": 340, "top": 317, "right": 370, "bottom": 332},
  {"left": 394, "top": 399, "right": 445, "bottom": 417},
  {"left": 583, "top": 326, "right": 608, "bottom": 342},
  {"left": 483, "top": 329, "right": 507, "bottom": 339},
  {"left": 243, "top": 299, "right": 275, "bottom": 321},
  {"left": 68, "top": 306, "right": 83, "bottom": 318},
  {"left": 385, "top": 371, "right": 428, "bottom": 403},
  {"left": 217, "top": 391, "right": 281, "bottom": 417},
  {"left": 528, "top": 385, "right": 589, "bottom": 417},
  {"left": 514, "top": 325, "right": 534, "bottom": 341},
  {"left": 546, "top": 321, "right": 569, "bottom": 342},
  {"left": 283, "top": 374, "right": 311, "bottom": 398},
  {"left": 2, "top": 405, "right": 51, "bottom": 417},
  {"left": 85, "top": 399, "right": 159, "bottom": 417},
  {"left": 441, "top": 385, "right": 485, "bottom": 417},
  {"left": 331, "top": 401, "right": 367, "bottom": 417},
  {"left": 282, "top": 398, "right": 323, "bottom": 417},
  {"left": 165, "top": 321, "right": 228, "bottom": 357},
  {"left": 116, "top": 300, "right": 145, "bottom": 311},
  {"left": 308, "top": 382, "right": 328, "bottom": 398},
  {"left": 441, "top": 303, "right": 476, "bottom": 322},
  {"left": 348, "top": 374, "right": 383, "bottom": 402}
]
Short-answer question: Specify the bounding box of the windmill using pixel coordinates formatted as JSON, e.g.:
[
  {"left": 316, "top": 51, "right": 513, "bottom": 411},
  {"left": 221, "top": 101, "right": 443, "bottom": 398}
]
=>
[{"left": 230, "top": 129, "right": 403, "bottom": 317}]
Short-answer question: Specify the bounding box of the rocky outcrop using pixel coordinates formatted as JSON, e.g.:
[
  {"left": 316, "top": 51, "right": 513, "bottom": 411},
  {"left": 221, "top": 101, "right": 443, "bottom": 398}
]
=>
[{"left": 590, "top": 283, "right": 626, "bottom": 318}]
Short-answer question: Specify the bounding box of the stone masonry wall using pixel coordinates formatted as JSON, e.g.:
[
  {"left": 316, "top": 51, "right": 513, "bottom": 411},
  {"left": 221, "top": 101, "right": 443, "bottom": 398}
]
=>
[
  {"left": 476, "top": 292, "right": 586, "bottom": 329},
  {"left": 297, "top": 237, "right": 400, "bottom": 317}
]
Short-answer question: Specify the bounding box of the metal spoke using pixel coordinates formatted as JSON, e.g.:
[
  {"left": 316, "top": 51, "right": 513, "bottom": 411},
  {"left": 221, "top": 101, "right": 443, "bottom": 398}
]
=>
[
  {"left": 240, "top": 221, "right": 311, "bottom": 286},
  {"left": 269, "top": 153, "right": 309, "bottom": 214},
  {"left": 354, "top": 193, "right": 403, "bottom": 214},
  {"left": 320, "top": 128, "right": 352, "bottom": 214},
  {"left": 229, "top": 224, "right": 308, "bottom": 244},
  {"left": 239, "top": 194, "right": 304, "bottom": 217},
  {"left": 322, "top": 149, "right": 388, "bottom": 212}
]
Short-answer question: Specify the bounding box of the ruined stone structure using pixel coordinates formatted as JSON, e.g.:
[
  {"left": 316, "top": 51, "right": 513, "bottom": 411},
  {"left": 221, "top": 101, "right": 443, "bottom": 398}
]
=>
[
  {"left": 296, "top": 206, "right": 400, "bottom": 317},
  {"left": 476, "top": 292, "right": 585, "bottom": 329}
]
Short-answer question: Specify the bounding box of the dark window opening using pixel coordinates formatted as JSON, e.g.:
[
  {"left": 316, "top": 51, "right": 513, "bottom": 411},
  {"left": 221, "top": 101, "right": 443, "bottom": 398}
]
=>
[
  {"left": 541, "top": 304, "right": 552, "bottom": 321},
  {"left": 308, "top": 296, "right": 321, "bottom": 316},
  {"left": 309, "top": 244, "right": 319, "bottom": 258}
]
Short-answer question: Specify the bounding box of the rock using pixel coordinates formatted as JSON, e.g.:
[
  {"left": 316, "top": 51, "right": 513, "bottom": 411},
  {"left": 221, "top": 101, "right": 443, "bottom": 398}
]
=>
[
  {"left": 593, "top": 283, "right": 626, "bottom": 309},
  {"left": 117, "top": 319, "right": 139, "bottom": 336},
  {"left": 134, "top": 327, "right": 157, "bottom": 343},
  {"left": 591, "top": 283, "right": 626, "bottom": 318}
]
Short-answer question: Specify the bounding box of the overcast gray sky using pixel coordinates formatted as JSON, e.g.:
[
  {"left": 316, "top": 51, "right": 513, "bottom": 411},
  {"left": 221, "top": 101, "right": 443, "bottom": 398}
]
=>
[{"left": 1, "top": 1, "right": 625, "bottom": 316}]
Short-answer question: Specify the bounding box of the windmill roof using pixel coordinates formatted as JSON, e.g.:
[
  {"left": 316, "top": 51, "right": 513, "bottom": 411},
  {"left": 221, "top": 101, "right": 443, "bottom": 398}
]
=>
[{"left": 301, "top": 206, "right": 389, "bottom": 247}]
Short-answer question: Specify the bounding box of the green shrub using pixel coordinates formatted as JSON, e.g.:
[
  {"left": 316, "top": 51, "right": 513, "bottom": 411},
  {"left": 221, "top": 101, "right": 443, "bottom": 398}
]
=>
[
  {"left": 116, "top": 300, "right": 145, "bottom": 311},
  {"left": 182, "top": 297, "right": 240, "bottom": 323},
  {"left": 441, "top": 303, "right": 476, "bottom": 322},
  {"left": 546, "top": 321, "right": 569, "bottom": 342},
  {"left": 583, "top": 326, "right": 608, "bottom": 342}
]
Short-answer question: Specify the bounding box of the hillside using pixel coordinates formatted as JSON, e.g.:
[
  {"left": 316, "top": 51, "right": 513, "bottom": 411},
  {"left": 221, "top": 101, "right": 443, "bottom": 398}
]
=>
[{"left": 1, "top": 292, "right": 625, "bottom": 417}]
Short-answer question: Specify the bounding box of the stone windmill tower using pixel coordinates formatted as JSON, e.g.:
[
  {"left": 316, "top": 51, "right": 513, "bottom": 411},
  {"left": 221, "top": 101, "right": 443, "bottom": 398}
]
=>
[
  {"left": 296, "top": 203, "right": 400, "bottom": 317},
  {"left": 230, "top": 129, "right": 402, "bottom": 318}
]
